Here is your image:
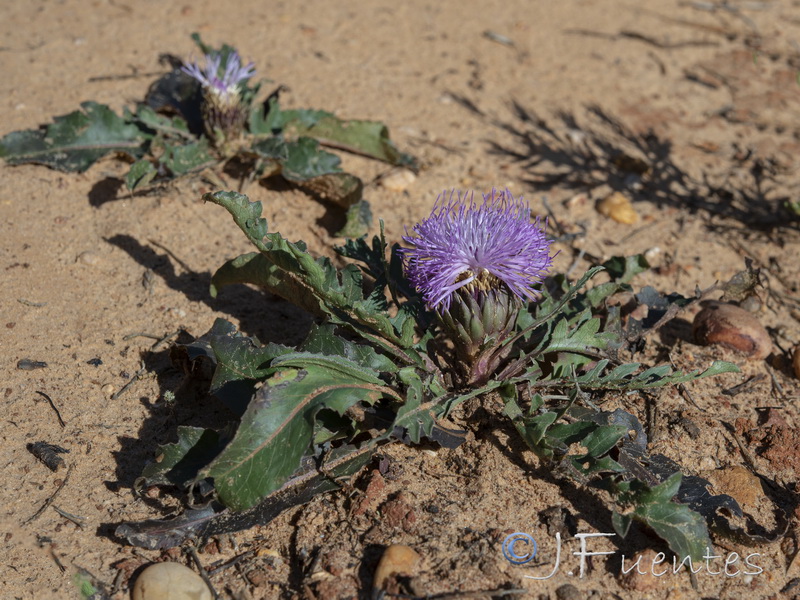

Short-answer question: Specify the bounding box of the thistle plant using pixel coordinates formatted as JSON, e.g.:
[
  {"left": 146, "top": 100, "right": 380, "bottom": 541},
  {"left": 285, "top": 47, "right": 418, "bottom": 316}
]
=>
[
  {"left": 181, "top": 51, "right": 255, "bottom": 147},
  {"left": 0, "top": 34, "right": 415, "bottom": 236},
  {"left": 400, "top": 189, "right": 554, "bottom": 385},
  {"left": 118, "top": 188, "right": 747, "bottom": 566}
]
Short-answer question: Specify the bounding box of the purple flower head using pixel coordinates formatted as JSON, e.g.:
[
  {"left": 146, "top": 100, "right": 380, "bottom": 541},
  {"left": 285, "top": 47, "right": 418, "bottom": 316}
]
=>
[
  {"left": 400, "top": 189, "right": 554, "bottom": 310},
  {"left": 182, "top": 51, "right": 255, "bottom": 99}
]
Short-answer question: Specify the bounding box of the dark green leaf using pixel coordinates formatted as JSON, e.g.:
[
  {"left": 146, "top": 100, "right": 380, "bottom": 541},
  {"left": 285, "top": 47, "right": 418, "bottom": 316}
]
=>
[
  {"left": 391, "top": 367, "right": 438, "bottom": 444},
  {"left": 281, "top": 137, "right": 342, "bottom": 180},
  {"left": 301, "top": 323, "right": 397, "bottom": 373},
  {"left": 602, "top": 254, "right": 650, "bottom": 284},
  {"left": 612, "top": 511, "right": 632, "bottom": 537},
  {"left": 119, "top": 442, "right": 376, "bottom": 549},
  {"left": 161, "top": 139, "right": 214, "bottom": 175},
  {"left": 284, "top": 114, "right": 416, "bottom": 168},
  {"left": 206, "top": 321, "right": 293, "bottom": 415},
  {"left": 200, "top": 358, "right": 392, "bottom": 510},
  {"left": 632, "top": 474, "right": 712, "bottom": 562},
  {"left": 205, "top": 191, "right": 415, "bottom": 358},
  {"left": 580, "top": 424, "right": 628, "bottom": 457},
  {"left": 547, "top": 421, "right": 596, "bottom": 446},
  {"left": 139, "top": 426, "right": 225, "bottom": 488},
  {"left": 0, "top": 101, "right": 146, "bottom": 172},
  {"left": 133, "top": 105, "right": 193, "bottom": 140}
]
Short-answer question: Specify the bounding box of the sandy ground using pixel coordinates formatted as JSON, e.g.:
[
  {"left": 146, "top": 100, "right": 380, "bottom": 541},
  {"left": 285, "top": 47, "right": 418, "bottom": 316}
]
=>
[{"left": 2, "top": 0, "right": 800, "bottom": 598}]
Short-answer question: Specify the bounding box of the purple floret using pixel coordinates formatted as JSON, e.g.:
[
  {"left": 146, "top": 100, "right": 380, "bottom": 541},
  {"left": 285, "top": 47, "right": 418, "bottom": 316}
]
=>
[
  {"left": 400, "top": 189, "right": 554, "bottom": 310},
  {"left": 181, "top": 51, "right": 255, "bottom": 95}
]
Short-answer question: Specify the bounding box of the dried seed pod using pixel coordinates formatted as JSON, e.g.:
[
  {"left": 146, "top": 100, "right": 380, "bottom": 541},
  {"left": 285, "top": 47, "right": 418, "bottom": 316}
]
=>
[
  {"left": 372, "top": 544, "right": 421, "bottom": 598},
  {"left": 693, "top": 300, "right": 772, "bottom": 360}
]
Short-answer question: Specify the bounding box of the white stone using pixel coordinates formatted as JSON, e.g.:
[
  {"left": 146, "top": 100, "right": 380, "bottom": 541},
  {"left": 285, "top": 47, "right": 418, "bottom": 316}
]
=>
[{"left": 132, "top": 562, "right": 212, "bottom": 600}]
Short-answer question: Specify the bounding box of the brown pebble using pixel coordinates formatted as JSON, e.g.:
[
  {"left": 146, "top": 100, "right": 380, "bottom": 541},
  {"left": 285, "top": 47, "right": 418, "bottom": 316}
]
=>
[
  {"left": 555, "top": 583, "right": 582, "bottom": 600},
  {"left": 372, "top": 545, "right": 421, "bottom": 594},
  {"left": 708, "top": 465, "right": 764, "bottom": 509},
  {"left": 692, "top": 300, "right": 772, "bottom": 360},
  {"left": 596, "top": 191, "right": 639, "bottom": 224},
  {"left": 792, "top": 345, "right": 800, "bottom": 379},
  {"left": 246, "top": 568, "right": 267, "bottom": 587}
]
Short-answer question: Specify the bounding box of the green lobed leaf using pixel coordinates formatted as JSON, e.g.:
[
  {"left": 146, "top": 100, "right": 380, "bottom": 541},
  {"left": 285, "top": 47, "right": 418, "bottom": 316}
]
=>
[
  {"left": 251, "top": 97, "right": 415, "bottom": 167},
  {"left": 251, "top": 98, "right": 334, "bottom": 135},
  {"left": 211, "top": 251, "right": 327, "bottom": 317},
  {"left": 133, "top": 105, "right": 193, "bottom": 140},
  {"left": 284, "top": 114, "right": 416, "bottom": 168},
  {"left": 631, "top": 473, "right": 713, "bottom": 562},
  {"left": 0, "top": 101, "right": 147, "bottom": 172},
  {"left": 205, "top": 191, "right": 416, "bottom": 359},
  {"left": 570, "top": 359, "right": 739, "bottom": 391},
  {"left": 281, "top": 137, "right": 342, "bottom": 181},
  {"left": 390, "top": 367, "right": 438, "bottom": 444},
  {"left": 205, "top": 319, "right": 294, "bottom": 415},
  {"left": 125, "top": 159, "right": 158, "bottom": 192},
  {"left": 199, "top": 357, "right": 392, "bottom": 511},
  {"left": 161, "top": 139, "right": 215, "bottom": 175},
  {"left": 301, "top": 323, "right": 397, "bottom": 373},
  {"left": 204, "top": 191, "right": 269, "bottom": 250},
  {"left": 579, "top": 424, "right": 628, "bottom": 457}
]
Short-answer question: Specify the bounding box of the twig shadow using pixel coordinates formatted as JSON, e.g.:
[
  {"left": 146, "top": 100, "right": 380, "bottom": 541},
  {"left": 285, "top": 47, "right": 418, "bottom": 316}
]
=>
[{"left": 450, "top": 92, "right": 800, "bottom": 231}]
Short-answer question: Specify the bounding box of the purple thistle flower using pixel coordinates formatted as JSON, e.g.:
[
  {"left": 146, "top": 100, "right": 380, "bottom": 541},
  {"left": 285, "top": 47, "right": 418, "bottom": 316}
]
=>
[
  {"left": 400, "top": 189, "right": 554, "bottom": 311},
  {"left": 181, "top": 51, "right": 255, "bottom": 99},
  {"left": 181, "top": 50, "right": 256, "bottom": 146}
]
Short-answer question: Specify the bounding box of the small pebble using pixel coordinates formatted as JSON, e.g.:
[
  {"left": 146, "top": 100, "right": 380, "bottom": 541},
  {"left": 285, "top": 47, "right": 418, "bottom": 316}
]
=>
[
  {"left": 132, "top": 562, "right": 212, "bottom": 600},
  {"left": 555, "top": 583, "right": 582, "bottom": 600},
  {"left": 739, "top": 294, "right": 762, "bottom": 313},
  {"left": 596, "top": 191, "right": 639, "bottom": 224},
  {"left": 87, "top": 358, "right": 103, "bottom": 367},
  {"left": 693, "top": 300, "right": 772, "bottom": 360},
  {"left": 379, "top": 169, "right": 416, "bottom": 192},
  {"left": 643, "top": 246, "right": 661, "bottom": 263},
  {"left": 101, "top": 384, "right": 116, "bottom": 398},
  {"left": 372, "top": 544, "right": 421, "bottom": 594},
  {"left": 77, "top": 251, "right": 101, "bottom": 266},
  {"left": 707, "top": 465, "right": 764, "bottom": 509}
]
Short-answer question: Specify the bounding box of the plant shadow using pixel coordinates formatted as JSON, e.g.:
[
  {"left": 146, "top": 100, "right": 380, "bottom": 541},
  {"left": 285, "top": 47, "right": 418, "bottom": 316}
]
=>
[
  {"left": 451, "top": 94, "right": 799, "bottom": 231},
  {"left": 106, "top": 233, "right": 316, "bottom": 346},
  {"left": 102, "top": 233, "right": 318, "bottom": 521}
]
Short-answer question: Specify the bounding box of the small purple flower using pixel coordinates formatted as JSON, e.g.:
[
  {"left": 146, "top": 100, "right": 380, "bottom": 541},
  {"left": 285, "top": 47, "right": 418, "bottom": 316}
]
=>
[
  {"left": 182, "top": 51, "right": 255, "bottom": 99},
  {"left": 181, "top": 51, "right": 256, "bottom": 146},
  {"left": 400, "top": 189, "right": 554, "bottom": 310}
]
